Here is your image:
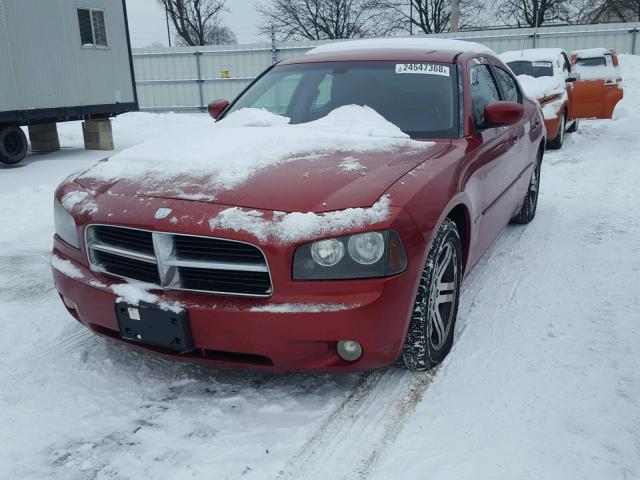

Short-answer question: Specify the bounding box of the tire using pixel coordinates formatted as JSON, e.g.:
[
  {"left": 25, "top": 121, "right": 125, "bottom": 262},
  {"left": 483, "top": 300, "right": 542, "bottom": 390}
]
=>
[
  {"left": 546, "top": 113, "right": 565, "bottom": 150},
  {"left": 0, "top": 126, "right": 28, "bottom": 165},
  {"left": 511, "top": 151, "right": 542, "bottom": 225},
  {"left": 399, "top": 218, "right": 463, "bottom": 370},
  {"left": 566, "top": 119, "right": 579, "bottom": 133}
]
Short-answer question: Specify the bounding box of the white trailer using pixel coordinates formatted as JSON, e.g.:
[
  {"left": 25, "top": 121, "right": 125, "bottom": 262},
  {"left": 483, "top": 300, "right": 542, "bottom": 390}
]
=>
[{"left": 0, "top": 0, "right": 137, "bottom": 164}]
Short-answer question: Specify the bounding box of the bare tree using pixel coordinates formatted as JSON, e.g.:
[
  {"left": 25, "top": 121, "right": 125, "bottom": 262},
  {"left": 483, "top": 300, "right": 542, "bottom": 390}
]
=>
[
  {"left": 496, "top": 0, "right": 569, "bottom": 26},
  {"left": 255, "top": 0, "right": 399, "bottom": 40},
  {"left": 588, "top": 0, "right": 640, "bottom": 21},
  {"left": 158, "top": 0, "right": 235, "bottom": 46},
  {"left": 381, "top": 0, "right": 485, "bottom": 35}
]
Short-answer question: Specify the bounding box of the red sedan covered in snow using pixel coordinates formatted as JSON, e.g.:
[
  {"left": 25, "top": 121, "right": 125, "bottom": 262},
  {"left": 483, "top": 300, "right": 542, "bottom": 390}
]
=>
[{"left": 52, "top": 39, "right": 545, "bottom": 372}]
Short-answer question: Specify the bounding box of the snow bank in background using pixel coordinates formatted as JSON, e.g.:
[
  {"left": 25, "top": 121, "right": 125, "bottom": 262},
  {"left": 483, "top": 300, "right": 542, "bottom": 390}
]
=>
[
  {"left": 83, "top": 106, "right": 424, "bottom": 193},
  {"left": 307, "top": 38, "right": 495, "bottom": 56},
  {"left": 50, "top": 255, "right": 83, "bottom": 279},
  {"left": 250, "top": 303, "right": 358, "bottom": 313},
  {"left": 210, "top": 195, "right": 391, "bottom": 243}
]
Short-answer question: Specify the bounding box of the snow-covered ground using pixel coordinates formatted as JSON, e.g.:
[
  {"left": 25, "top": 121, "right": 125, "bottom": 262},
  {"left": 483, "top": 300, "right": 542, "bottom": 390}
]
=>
[{"left": 1, "top": 56, "right": 639, "bottom": 480}]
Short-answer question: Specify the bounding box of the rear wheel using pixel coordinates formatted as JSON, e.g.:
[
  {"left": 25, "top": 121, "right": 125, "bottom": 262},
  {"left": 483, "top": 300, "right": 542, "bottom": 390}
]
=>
[
  {"left": 399, "top": 218, "right": 462, "bottom": 370},
  {"left": 0, "top": 126, "right": 28, "bottom": 165},
  {"left": 547, "top": 114, "right": 565, "bottom": 150},
  {"left": 511, "top": 152, "right": 542, "bottom": 224}
]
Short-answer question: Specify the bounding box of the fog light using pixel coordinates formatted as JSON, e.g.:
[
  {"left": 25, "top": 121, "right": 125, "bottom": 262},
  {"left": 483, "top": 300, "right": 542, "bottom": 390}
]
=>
[
  {"left": 336, "top": 340, "right": 362, "bottom": 362},
  {"left": 62, "top": 296, "right": 77, "bottom": 310}
]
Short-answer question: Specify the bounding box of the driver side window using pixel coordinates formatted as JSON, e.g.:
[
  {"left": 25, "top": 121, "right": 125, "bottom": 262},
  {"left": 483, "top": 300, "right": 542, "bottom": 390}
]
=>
[{"left": 470, "top": 64, "right": 500, "bottom": 127}]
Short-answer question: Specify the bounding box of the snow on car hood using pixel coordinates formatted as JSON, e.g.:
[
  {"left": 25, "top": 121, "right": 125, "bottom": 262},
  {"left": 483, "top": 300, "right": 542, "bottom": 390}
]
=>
[{"left": 76, "top": 106, "right": 440, "bottom": 212}]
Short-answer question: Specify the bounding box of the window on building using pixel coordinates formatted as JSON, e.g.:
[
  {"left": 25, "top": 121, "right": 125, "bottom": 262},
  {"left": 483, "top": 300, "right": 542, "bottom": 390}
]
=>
[{"left": 77, "top": 8, "right": 108, "bottom": 48}]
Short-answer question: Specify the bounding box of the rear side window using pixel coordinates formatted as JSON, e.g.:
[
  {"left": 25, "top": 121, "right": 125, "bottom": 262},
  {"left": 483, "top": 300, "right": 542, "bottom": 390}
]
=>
[
  {"left": 576, "top": 57, "right": 606, "bottom": 67},
  {"left": 493, "top": 67, "right": 521, "bottom": 103},
  {"left": 77, "top": 8, "right": 108, "bottom": 48},
  {"left": 470, "top": 65, "right": 500, "bottom": 126}
]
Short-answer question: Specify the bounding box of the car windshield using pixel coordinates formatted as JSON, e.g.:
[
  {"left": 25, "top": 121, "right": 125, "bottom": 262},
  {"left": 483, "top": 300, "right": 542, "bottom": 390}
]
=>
[
  {"left": 225, "top": 61, "right": 458, "bottom": 138},
  {"left": 507, "top": 60, "right": 554, "bottom": 78}
]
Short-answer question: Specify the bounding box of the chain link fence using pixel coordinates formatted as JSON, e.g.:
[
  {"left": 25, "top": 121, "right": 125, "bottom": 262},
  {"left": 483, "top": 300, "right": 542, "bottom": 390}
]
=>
[{"left": 132, "top": 22, "right": 640, "bottom": 112}]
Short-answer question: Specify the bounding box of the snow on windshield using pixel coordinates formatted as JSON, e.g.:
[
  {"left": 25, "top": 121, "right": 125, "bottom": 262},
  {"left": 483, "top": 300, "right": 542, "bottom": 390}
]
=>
[{"left": 82, "top": 106, "right": 431, "bottom": 193}]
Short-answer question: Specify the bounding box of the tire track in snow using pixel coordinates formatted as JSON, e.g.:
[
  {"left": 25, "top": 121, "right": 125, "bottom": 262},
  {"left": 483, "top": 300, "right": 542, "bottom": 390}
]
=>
[
  {"left": 275, "top": 223, "right": 532, "bottom": 480},
  {"left": 276, "top": 367, "right": 437, "bottom": 480}
]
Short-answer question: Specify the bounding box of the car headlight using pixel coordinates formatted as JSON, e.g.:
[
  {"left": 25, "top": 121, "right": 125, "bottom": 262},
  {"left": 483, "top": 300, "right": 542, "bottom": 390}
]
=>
[
  {"left": 53, "top": 199, "right": 80, "bottom": 248},
  {"left": 293, "top": 230, "right": 407, "bottom": 280}
]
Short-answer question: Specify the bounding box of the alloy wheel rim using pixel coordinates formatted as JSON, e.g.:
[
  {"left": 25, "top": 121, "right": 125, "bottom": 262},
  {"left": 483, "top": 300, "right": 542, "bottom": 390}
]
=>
[{"left": 428, "top": 242, "right": 458, "bottom": 351}]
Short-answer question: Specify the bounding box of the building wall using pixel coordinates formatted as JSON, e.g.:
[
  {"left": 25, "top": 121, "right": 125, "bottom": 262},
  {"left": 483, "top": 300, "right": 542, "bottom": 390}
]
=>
[
  {"left": 0, "top": 0, "right": 135, "bottom": 113},
  {"left": 132, "top": 22, "right": 640, "bottom": 112}
]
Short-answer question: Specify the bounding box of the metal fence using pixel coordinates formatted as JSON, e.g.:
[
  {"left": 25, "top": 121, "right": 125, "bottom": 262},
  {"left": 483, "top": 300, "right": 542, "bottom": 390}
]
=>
[{"left": 132, "top": 22, "right": 640, "bottom": 112}]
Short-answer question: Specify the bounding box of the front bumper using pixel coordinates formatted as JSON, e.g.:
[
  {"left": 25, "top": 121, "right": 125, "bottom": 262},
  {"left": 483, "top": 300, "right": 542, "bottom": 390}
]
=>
[{"left": 52, "top": 236, "right": 422, "bottom": 374}]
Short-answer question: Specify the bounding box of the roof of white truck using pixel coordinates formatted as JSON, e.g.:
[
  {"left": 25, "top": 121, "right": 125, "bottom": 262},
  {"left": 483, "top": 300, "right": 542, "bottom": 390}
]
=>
[{"left": 500, "top": 48, "right": 566, "bottom": 63}]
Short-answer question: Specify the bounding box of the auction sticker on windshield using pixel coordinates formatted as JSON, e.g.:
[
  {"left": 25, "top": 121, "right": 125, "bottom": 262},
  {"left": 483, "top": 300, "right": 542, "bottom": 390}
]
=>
[{"left": 395, "top": 63, "right": 450, "bottom": 76}]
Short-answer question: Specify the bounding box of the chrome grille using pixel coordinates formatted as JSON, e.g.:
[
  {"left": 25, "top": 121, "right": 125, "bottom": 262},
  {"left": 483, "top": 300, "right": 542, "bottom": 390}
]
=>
[{"left": 86, "top": 225, "right": 272, "bottom": 297}]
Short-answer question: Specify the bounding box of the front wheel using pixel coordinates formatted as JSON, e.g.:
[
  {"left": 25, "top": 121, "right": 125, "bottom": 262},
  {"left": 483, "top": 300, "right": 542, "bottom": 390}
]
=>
[
  {"left": 0, "top": 126, "right": 28, "bottom": 165},
  {"left": 547, "top": 114, "right": 565, "bottom": 150},
  {"left": 399, "top": 218, "right": 462, "bottom": 370},
  {"left": 511, "top": 153, "right": 541, "bottom": 224}
]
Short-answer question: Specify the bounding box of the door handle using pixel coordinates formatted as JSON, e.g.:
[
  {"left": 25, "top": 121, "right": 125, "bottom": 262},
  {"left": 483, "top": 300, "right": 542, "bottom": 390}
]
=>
[{"left": 604, "top": 80, "right": 618, "bottom": 86}]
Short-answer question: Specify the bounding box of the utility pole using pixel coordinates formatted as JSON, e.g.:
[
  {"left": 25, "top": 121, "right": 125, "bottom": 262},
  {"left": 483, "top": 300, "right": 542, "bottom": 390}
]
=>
[
  {"left": 165, "top": 5, "right": 172, "bottom": 47},
  {"left": 450, "top": 0, "right": 459, "bottom": 32}
]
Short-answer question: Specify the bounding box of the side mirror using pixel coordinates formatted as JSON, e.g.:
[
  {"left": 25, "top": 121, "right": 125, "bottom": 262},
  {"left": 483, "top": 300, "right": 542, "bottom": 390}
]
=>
[
  {"left": 483, "top": 101, "right": 524, "bottom": 127},
  {"left": 207, "top": 99, "right": 230, "bottom": 120},
  {"left": 566, "top": 73, "right": 580, "bottom": 82}
]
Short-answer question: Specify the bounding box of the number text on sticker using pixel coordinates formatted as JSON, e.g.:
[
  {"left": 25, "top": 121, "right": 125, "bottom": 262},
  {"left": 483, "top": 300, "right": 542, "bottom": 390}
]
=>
[{"left": 395, "top": 63, "right": 450, "bottom": 76}]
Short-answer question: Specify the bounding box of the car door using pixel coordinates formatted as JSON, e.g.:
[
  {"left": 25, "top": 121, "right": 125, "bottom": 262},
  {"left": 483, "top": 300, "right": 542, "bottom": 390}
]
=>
[
  {"left": 569, "top": 50, "right": 623, "bottom": 119},
  {"left": 467, "top": 61, "right": 522, "bottom": 257}
]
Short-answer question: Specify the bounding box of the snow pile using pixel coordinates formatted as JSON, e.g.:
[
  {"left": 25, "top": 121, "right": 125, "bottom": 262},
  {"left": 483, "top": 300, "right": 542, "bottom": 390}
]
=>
[
  {"left": 50, "top": 255, "right": 83, "bottom": 279},
  {"left": 82, "top": 106, "right": 424, "bottom": 193},
  {"left": 209, "top": 195, "right": 391, "bottom": 243},
  {"left": 61, "top": 190, "right": 98, "bottom": 215},
  {"left": 572, "top": 47, "right": 610, "bottom": 59},
  {"left": 154, "top": 208, "right": 172, "bottom": 219},
  {"left": 307, "top": 38, "right": 495, "bottom": 56},
  {"left": 111, "top": 283, "right": 182, "bottom": 313},
  {"left": 339, "top": 157, "right": 366, "bottom": 172},
  {"left": 250, "top": 303, "right": 358, "bottom": 313},
  {"left": 515, "top": 74, "right": 567, "bottom": 120}
]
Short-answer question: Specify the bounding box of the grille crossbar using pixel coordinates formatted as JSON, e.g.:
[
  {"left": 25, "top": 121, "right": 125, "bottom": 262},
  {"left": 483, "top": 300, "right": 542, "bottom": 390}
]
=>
[{"left": 86, "top": 225, "right": 272, "bottom": 297}]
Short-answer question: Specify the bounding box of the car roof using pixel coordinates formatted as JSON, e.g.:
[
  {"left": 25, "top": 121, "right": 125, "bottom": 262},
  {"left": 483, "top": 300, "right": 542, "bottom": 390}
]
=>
[
  {"left": 500, "top": 48, "right": 566, "bottom": 63},
  {"left": 278, "top": 38, "right": 496, "bottom": 66}
]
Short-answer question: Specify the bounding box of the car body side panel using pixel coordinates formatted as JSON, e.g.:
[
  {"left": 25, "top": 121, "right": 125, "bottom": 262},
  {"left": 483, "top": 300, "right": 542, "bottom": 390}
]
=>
[{"left": 569, "top": 51, "right": 624, "bottom": 120}]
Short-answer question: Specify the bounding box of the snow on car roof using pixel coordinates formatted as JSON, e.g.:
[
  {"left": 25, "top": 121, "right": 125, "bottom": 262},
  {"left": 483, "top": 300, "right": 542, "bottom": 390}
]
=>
[
  {"left": 306, "top": 38, "right": 495, "bottom": 56},
  {"left": 500, "top": 48, "right": 566, "bottom": 63},
  {"left": 572, "top": 47, "right": 611, "bottom": 59}
]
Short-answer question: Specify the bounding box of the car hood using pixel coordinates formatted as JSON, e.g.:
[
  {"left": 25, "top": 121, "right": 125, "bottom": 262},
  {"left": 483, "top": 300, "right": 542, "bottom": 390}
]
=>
[{"left": 76, "top": 142, "right": 449, "bottom": 213}]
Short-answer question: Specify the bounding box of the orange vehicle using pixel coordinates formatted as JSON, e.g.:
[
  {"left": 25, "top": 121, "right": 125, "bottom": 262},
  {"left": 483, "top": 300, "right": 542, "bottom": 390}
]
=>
[{"left": 500, "top": 48, "right": 623, "bottom": 149}]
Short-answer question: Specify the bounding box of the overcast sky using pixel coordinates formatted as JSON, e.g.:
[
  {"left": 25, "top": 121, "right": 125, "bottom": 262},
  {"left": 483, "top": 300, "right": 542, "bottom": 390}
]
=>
[{"left": 125, "top": 0, "right": 264, "bottom": 47}]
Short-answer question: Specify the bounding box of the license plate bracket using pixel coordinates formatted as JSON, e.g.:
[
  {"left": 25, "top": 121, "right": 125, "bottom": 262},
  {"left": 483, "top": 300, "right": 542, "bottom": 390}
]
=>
[{"left": 115, "top": 302, "right": 194, "bottom": 353}]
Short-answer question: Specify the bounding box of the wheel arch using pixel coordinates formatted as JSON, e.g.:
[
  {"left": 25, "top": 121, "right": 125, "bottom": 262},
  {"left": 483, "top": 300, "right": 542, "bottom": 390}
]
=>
[{"left": 444, "top": 203, "right": 471, "bottom": 272}]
